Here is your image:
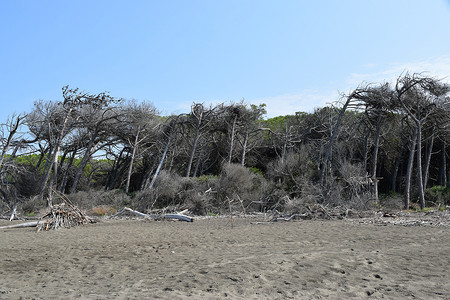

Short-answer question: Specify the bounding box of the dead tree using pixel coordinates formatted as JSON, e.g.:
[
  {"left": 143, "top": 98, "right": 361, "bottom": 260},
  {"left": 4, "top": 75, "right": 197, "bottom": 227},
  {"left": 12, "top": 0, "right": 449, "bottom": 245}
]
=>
[
  {"left": 395, "top": 73, "right": 450, "bottom": 209},
  {"left": 185, "top": 103, "right": 215, "bottom": 177}
]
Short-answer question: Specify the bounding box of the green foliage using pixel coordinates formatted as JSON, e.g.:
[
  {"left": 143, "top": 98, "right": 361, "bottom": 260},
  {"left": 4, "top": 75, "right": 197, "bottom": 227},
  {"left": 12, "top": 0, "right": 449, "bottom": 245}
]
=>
[
  {"left": 249, "top": 167, "right": 263, "bottom": 175},
  {"left": 425, "top": 186, "right": 450, "bottom": 206},
  {"left": 195, "top": 175, "right": 218, "bottom": 183}
]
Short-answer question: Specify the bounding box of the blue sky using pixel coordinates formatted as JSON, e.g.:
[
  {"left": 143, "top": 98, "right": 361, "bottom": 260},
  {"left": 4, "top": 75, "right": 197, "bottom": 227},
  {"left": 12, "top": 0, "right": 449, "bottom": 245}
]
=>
[{"left": 1, "top": 0, "right": 450, "bottom": 122}]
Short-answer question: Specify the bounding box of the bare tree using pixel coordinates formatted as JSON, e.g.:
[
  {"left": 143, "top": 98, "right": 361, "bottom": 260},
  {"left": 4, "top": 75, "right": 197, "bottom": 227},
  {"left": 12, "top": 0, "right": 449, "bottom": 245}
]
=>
[
  {"left": 395, "top": 73, "right": 450, "bottom": 209},
  {"left": 184, "top": 103, "right": 216, "bottom": 177},
  {"left": 352, "top": 83, "right": 394, "bottom": 202}
]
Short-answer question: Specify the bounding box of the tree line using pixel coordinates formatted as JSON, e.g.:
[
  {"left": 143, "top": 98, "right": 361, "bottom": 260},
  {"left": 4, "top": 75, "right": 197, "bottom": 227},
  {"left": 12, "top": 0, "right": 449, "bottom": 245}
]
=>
[{"left": 1, "top": 73, "right": 449, "bottom": 214}]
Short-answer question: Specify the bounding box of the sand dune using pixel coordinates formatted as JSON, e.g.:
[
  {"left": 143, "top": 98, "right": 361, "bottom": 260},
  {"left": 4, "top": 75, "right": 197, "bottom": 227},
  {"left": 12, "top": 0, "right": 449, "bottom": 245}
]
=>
[{"left": 0, "top": 217, "right": 449, "bottom": 299}]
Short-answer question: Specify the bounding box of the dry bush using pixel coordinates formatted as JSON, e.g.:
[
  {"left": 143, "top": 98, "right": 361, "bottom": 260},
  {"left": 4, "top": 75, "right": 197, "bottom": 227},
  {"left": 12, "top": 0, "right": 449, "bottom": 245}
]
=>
[
  {"left": 379, "top": 192, "right": 404, "bottom": 210},
  {"left": 133, "top": 170, "right": 185, "bottom": 211},
  {"left": 133, "top": 172, "right": 219, "bottom": 214},
  {"left": 182, "top": 189, "right": 215, "bottom": 215},
  {"left": 337, "top": 160, "right": 374, "bottom": 209},
  {"left": 217, "top": 163, "right": 267, "bottom": 212},
  {"left": 266, "top": 147, "right": 319, "bottom": 197},
  {"left": 67, "top": 189, "right": 131, "bottom": 210},
  {"left": 20, "top": 196, "right": 46, "bottom": 215},
  {"left": 89, "top": 206, "right": 117, "bottom": 216},
  {"left": 283, "top": 196, "right": 314, "bottom": 216}
]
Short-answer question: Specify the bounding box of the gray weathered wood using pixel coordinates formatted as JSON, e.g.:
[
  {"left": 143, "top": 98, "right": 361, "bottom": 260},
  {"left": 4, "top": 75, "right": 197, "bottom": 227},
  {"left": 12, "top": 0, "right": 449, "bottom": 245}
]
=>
[{"left": 0, "top": 221, "right": 42, "bottom": 229}]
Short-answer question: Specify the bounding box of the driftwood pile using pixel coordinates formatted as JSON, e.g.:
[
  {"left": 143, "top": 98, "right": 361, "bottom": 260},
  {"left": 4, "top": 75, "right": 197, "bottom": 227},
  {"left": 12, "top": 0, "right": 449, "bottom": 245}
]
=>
[
  {"left": 0, "top": 192, "right": 93, "bottom": 231},
  {"left": 270, "top": 204, "right": 359, "bottom": 222},
  {"left": 36, "top": 202, "right": 92, "bottom": 231}
]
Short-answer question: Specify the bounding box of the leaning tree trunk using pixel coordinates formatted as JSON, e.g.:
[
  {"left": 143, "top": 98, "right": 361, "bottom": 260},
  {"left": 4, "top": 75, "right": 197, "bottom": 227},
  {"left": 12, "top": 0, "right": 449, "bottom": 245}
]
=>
[
  {"left": 404, "top": 127, "right": 417, "bottom": 210},
  {"left": 39, "top": 108, "right": 72, "bottom": 206},
  {"left": 193, "top": 147, "right": 204, "bottom": 177},
  {"left": 186, "top": 125, "right": 200, "bottom": 177},
  {"left": 60, "top": 148, "right": 77, "bottom": 193},
  {"left": 362, "top": 134, "right": 369, "bottom": 172},
  {"left": 105, "top": 148, "right": 125, "bottom": 191},
  {"left": 70, "top": 134, "right": 98, "bottom": 194},
  {"left": 148, "top": 133, "right": 172, "bottom": 190},
  {"left": 125, "top": 127, "right": 140, "bottom": 193},
  {"left": 320, "top": 96, "right": 352, "bottom": 185}
]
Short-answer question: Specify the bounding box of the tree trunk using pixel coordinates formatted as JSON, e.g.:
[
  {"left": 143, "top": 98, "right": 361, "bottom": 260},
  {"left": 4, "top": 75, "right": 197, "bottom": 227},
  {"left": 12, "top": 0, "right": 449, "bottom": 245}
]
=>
[
  {"left": 439, "top": 142, "right": 447, "bottom": 186},
  {"left": 415, "top": 122, "right": 425, "bottom": 210},
  {"left": 391, "top": 149, "right": 403, "bottom": 193},
  {"left": 186, "top": 125, "right": 200, "bottom": 177},
  {"left": 227, "top": 115, "right": 237, "bottom": 164},
  {"left": 0, "top": 115, "right": 22, "bottom": 171},
  {"left": 422, "top": 126, "right": 435, "bottom": 189},
  {"left": 362, "top": 134, "right": 369, "bottom": 172},
  {"left": 60, "top": 148, "right": 77, "bottom": 193},
  {"left": 148, "top": 134, "right": 172, "bottom": 190},
  {"left": 70, "top": 134, "right": 99, "bottom": 193},
  {"left": 281, "top": 125, "right": 289, "bottom": 164},
  {"left": 125, "top": 127, "right": 140, "bottom": 193},
  {"left": 370, "top": 115, "right": 382, "bottom": 202},
  {"left": 105, "top": 148, "right": 125, "bottom": 191},
  {"left": 241, "top": 130, "right": 249, "bottom": 167},
  {"left": 39, "top": 108, "right": 72, "bottom": 206},
  {"left": 404, "top": 127, "right": 417, "bottom": 210},
  {"left": 193, "top": 148, "right": 203, "bottom": 177},
  {"left": 47, "top": 140, "right": 63, "bottom": 206},
  {"left": 320, "top": 96, "right": 352, "bottom": 185},
  {"left": 35, "top": 149, "right": 46, "bottom": 169}
]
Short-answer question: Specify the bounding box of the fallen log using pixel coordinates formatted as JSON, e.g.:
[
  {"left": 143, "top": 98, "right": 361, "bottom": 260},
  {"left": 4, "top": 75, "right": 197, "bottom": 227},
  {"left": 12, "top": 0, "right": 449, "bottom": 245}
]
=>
[
  {"left": 110, "top": 207, "right": 194, "bottom": 222},
  {"left": 0, "top": 221, "right": 42, "bottom": 230},
  {"left": 164, "top": 214, "right": 194, "bottom": 222},
  {"left": 110, "top": 207, "right": 153, "bottom": 218}
]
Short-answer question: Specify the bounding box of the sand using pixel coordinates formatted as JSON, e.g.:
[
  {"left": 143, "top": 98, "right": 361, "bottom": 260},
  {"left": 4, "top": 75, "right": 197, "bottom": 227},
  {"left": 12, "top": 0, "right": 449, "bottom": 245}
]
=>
[{"left": 0, "top": 216, "right": 449, "bottom": 299}]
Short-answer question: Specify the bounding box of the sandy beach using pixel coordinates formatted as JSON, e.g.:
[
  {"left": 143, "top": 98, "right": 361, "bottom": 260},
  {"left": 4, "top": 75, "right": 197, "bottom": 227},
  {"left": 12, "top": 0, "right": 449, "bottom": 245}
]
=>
[{"left": 0, "top": 216, "right": 449, "bottom": 299}]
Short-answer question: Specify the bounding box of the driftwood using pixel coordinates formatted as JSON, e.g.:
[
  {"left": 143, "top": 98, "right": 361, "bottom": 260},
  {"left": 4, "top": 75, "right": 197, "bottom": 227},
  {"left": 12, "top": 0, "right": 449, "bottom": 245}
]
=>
[
  {"left": 33, "top": 191, "right": 94, "bottom": 231},
  {"left": 9, "top": 205, "right": 17, "bottom": 221},
  {"left": 0, "top": 221, "right": 43, "bottom": 230},
  {"left": 36, "top": 203, "right": 92, "bottom": 231},
  {"left": 111, "top": 207, "right": 194, "bottom": 222},
  {"left": 111, "top": 207, "right": 152, "bottom": 218},
  {"left": 1, "top": 191, "right": 93, "bottom": 231},
  {"left": 164, "top": 214, "right": 194, "bottom": 222}
]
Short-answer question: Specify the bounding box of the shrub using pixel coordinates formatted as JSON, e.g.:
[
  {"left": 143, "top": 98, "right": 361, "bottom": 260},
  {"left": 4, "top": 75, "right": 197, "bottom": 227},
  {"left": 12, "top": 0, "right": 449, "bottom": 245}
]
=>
[
  {"left": 425, "top": 186, "right": 450, "bottom": 207},
  {"left": 67, "top": 189, "right": 131, "bottom": 210},
  {"left": 379, "top": 192, "right": 404, "bottom": 210},
  {"left": 90, "top": 206, "right": 116, "bottom": 216},
  {"left": 20, "top": 196, "right": 46, "bottom": 215},
  {"left": 217, "top": 163, "right": 267, "bottom": 212},
  {"left": 133, "top": 170, "right": 187, "bottom": 211}
]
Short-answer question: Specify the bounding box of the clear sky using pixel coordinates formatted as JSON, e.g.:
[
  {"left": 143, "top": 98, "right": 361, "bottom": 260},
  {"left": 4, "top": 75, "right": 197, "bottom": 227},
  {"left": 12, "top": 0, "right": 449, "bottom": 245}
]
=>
[{"left": 1, "top": 0, "right": 450, "bottom": 122}]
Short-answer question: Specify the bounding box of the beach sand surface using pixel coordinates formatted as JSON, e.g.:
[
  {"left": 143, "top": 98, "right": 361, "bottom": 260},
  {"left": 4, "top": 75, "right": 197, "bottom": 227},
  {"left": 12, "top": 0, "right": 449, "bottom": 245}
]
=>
[{"left": 0, "top": 217, "right": 449, "bottom": 299}]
